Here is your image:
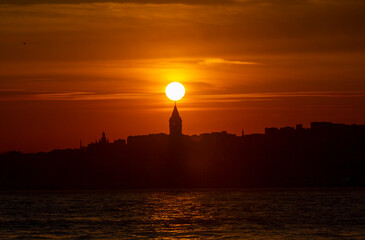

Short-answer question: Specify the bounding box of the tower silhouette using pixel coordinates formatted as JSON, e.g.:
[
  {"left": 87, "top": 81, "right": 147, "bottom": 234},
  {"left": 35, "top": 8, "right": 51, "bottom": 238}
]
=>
[
  {"left": 169, "top": 102, "right": 182, "bottom": 136},
  {"left": 99, "top": 131, "right": 109, "bottom": 144}
]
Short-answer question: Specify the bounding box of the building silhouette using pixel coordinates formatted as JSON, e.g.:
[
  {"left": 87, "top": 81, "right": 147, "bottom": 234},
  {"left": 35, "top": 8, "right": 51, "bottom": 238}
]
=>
[
  {"left": 0, "top": 121, "right": 364, "bottom": 189},
  {"left": 169, "top": 103, "right": 182, "bottom": 136}
]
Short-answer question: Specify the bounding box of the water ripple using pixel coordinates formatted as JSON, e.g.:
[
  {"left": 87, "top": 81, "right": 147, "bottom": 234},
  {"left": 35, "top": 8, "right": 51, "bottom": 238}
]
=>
[{"left": 0, "top": 189, "right": 364, "bottom": 239}]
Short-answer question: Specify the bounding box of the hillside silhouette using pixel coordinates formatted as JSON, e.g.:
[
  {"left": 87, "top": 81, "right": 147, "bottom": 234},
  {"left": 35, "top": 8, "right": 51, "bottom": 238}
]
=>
[{"left": 0, "top": 120, "right": 364, "bottom": 189}]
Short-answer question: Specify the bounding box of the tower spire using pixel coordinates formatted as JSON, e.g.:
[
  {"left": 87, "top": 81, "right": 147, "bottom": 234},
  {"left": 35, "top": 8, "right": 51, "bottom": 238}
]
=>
[{"left": 169, "top": 102, "right": 182, "bottom": 136}]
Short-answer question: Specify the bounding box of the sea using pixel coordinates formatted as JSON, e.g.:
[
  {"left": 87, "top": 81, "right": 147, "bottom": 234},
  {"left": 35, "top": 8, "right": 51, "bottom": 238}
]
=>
[{"left": 0, "top": 188, "right": 364, "bottom": 239}]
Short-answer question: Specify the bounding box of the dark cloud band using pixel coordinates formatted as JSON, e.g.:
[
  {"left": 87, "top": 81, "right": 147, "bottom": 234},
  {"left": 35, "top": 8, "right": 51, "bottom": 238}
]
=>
[{"left": 0, "top": 0, "right": 239, "bottom": 5}]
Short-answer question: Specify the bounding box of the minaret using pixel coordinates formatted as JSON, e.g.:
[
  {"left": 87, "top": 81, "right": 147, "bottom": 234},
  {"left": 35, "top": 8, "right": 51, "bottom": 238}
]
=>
[
  {"left": 169, "top": 102, "right": 182, "bottom": 136},
  {"left": 99, "top": 131, "right": 108, "bottom": 143}
]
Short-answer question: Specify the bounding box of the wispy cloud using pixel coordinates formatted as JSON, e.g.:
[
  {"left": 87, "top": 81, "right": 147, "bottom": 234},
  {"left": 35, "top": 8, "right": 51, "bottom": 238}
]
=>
[
  {"left": 192, "top": 91, "right": 365, "bottom": 103},
  {"left": 198, "top": 58, "right": 260, "bottom": 66},
  {"left": 2, "top": 90, "right": 364, "bottom": 102},
  {"left": 0, "top": 0, "right": 239, "bottom": 5},
  {"left": 36, "top": 92, "right": 152, "bottom": 101},
  {"left": 0, "top": 90, "right": 153, "bottom": 101}
]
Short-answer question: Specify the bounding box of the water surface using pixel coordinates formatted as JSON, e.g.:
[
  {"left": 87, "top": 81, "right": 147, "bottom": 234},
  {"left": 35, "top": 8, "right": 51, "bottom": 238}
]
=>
[{"left": 0, "top": 189, "right": 364, "bottom": 239}]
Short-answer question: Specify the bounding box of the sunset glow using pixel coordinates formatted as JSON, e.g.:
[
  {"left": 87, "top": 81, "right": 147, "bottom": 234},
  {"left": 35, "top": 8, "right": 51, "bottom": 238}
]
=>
[{"left": 0, "top": 0, "right": 365, "bottom": 152}]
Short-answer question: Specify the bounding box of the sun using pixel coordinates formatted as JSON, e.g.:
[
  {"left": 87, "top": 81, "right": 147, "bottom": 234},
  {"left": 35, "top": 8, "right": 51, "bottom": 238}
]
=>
[{"left": 165, "top": 82, "right": 185, "bottom": 101}]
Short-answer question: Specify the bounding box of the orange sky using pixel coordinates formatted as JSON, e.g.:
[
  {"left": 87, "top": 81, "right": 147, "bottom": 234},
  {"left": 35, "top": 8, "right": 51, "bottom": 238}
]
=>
[{"left": 1, "top": 0, "right": 365, "bottom": 152}]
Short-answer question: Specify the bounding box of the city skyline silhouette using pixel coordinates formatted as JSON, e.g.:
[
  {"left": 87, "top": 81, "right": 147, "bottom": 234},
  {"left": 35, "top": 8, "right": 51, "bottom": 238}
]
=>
[{"left": 1, "top": 102, "right": 364, "bottom": 189}]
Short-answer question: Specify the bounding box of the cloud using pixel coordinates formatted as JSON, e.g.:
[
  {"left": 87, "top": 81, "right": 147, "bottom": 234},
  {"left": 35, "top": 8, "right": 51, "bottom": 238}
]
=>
[
  {"left": 198, "top": 58, "right": 260, "bottom": 66},
  {"left": 35, "top": 92, "right": 152, "bottom": 100},
  {"left": 4, "top": 0, "right": 361, "bottom": 6},
  {"left": 2, "top": 90, "right": 364, "bottom": 102},
  {"left": 0, "top": 0, "right": 238, "bottom": 5},
  {"left": 193, "top": 91, "right": 365, "bottom": 103},
  {"left": 0, "top": 90, "right": 153, "bottom": 101},
  {"left": 1, "top": 0, "right": 365, "bottom": 63}
]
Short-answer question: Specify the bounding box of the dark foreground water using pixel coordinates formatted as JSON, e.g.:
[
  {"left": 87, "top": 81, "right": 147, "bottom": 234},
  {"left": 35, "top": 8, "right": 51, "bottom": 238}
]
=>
[{"left": 0, "top": 189, "right": 364, "bottom": 239}]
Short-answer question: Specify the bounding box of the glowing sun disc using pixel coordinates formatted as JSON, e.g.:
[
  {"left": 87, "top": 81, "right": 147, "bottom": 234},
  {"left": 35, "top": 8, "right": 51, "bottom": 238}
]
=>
[{"left": 165, "top": 82, "right": 185, "bottom": 101}]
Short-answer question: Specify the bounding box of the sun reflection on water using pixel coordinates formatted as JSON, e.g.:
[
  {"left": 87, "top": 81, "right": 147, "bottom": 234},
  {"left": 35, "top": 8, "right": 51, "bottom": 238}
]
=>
[{"left": 142, "top": 192, "right": 214, "bottom": 237}]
